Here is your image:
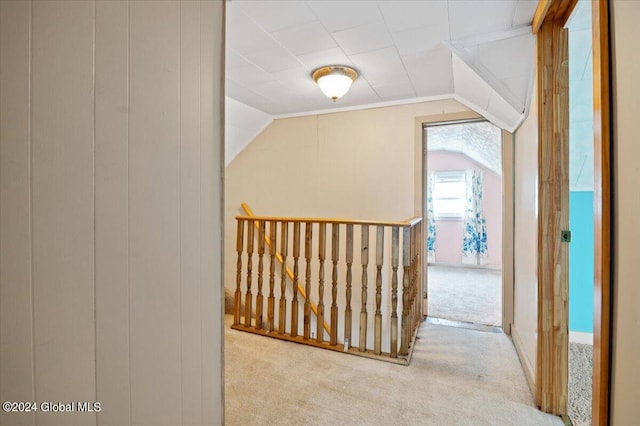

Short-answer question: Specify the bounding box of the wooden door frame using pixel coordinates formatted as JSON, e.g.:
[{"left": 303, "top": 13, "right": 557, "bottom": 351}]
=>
[
  {"left": 415, "top": 112, "right": 515, "bottom": 333},
  {"left": 533, "top": 0, "right": 611, "bottom": 422}
]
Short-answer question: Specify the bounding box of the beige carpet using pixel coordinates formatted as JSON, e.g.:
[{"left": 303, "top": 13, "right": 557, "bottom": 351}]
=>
[
  {"left": 428, "top": 265, "right": 502, "bottom": 327},
  {"left": 225, "top": 315, "right": 562, "bottom": 425},
  {"left": 569, "top": 342, "right": 593, "bottom": 426}
]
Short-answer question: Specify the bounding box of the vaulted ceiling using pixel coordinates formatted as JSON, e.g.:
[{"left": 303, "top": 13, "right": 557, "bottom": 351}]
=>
[
  {"left": 225, "top": 0, "right": 593, "bottom": 190},
  {"left": 226, "top": 0, "right": 537, "bottom": 129}
]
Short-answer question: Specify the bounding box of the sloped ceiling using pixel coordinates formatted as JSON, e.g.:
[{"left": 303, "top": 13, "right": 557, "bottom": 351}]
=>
[
  {"left": 567, "top": 0, "right": 593, "bottom": 190},
  {"left": 426, "top": 121, "right": 502, "bottom": 175},
  {"left": 225, "top": 0, "right": 538, "bottom": 136},
  {"left": 225, "top": 97, "right": 272, "bottom": 166}
]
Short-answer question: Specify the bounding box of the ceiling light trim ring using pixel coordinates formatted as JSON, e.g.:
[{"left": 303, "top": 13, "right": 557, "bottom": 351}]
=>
[{"left": 312, "top": 65, "right": 359, "bottom": 102}]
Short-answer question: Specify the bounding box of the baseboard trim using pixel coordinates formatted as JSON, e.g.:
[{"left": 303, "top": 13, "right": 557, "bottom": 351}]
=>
[
  {"left": 569, "top": 331, "right": 593, "bottom": 345},
  {"left": 511, "top": 324, "right": 535, "bottom": 394},
  {"left": 427, "top": 262, "right": 502, "bottom": 271}
]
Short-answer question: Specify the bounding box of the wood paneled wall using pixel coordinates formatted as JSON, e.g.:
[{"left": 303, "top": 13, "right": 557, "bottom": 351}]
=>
[
  {"left": 535, "top": 18, "right": 569, "bottom": 417},
  {"left": 0, "top": 1, "right": 225, "bottom": 425}
]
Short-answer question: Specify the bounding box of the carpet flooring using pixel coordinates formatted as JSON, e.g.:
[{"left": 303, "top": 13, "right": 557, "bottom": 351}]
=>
[
  {"left": 225, "top": 315, "right": 563, "bottom": 425},
  {"left": 568, "top": 342, "right": 593, "bottom": 426},
  {"left": 427, "top": 265, "right": 502, "bottom": 327}
]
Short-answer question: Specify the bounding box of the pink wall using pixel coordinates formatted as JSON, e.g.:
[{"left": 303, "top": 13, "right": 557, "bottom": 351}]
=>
[{"left": 427, "top": 151, "right": 503, "bottom": 266}]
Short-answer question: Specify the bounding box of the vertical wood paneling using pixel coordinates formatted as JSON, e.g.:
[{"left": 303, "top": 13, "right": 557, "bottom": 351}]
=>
[
  {"left": 0, "top": 2, "right": 225, "bottom": 425},
  {"left": 129, "top": 2, "right": 181, "bottom": 424},
  {"left": 536, "top": 19, "right": 569, "bottom": 416},
  {"left": 95, "top": 1, "right": 131, "bottom": 425},
  {"left": 179, "top": 1, "right": 203, "bottom": 423},
  {"left": 199, "top": 2, "right": 225, "bottom": 422},
  {"left": 31, "top": 2, "right": 96, "bottom": 425},
  {"left": 0, "top": 1, "right": 36, "bottom": 425}
]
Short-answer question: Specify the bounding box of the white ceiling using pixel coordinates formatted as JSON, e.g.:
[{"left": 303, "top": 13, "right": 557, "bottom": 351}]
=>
[
  {"left": 226, "top": 0, "right": 538, "bottom": 130},
  {"left": 426, "top": 121, "right": 502, "bottom": 175},
  {"left": 225, "top": 0, "right": 593, "bottom": 186},
  {"left": 567, "top": 0, "right": 594, "bottom": 190}
]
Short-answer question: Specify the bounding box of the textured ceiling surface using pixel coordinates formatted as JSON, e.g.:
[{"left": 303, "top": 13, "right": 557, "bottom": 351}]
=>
[
  {"left": 226, "top": 0, "right": 538, "bottom": 122},
  {"left": 568, "top": 0, "right": 594, "bottom": 190},
  {"left": 225, "top": 0, "right": 593, "bottom": 182},
  {"left": 426, "top": 121, "right": 502, "bottom": 175}
]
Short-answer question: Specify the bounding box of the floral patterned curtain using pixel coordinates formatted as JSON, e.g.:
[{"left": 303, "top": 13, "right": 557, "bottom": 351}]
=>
[
  {"left": 426, "top": 172, "right": 436, "bottom": 263},
  {"left": 462, "top": 169, "right": 488, "bottom": 265}
]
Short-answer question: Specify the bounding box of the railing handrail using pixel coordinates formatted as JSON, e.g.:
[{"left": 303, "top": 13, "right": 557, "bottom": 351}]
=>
[
  {"left": 234, "top": 202, "right": 423, "bottom": 364},
  {"left": 235, "top": 214, "right": 422, "bottom": 228},
  {"left": 241, "top": 203, "right": 332, "bottom": 337}
]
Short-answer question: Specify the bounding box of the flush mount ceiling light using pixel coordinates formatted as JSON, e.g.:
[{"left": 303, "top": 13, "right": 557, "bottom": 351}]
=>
[{"left": 312, "top": 65, "right": 358, "bottom": 102}]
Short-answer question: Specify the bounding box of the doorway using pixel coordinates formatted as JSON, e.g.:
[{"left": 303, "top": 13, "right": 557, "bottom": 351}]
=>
[
  {"left": 567, "top": 1, "right": 595, "bottom": 424},
  {"left": 423, "top": 120, "right": 503, "bottom": 329}
]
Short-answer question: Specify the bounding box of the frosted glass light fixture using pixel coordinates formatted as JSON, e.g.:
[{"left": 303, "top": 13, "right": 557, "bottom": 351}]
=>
[{"left": 312, "top": 65, "right": 358, "bottom": 102}]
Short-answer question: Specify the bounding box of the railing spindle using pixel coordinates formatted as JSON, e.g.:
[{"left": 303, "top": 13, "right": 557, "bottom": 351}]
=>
[
  {"left": 245, "top": 220, "right": 254, "bottom": 327},
  {"left": 278, "top": 221, "right": 288, "bottom": 334},
  {"left": 317, "top": 223, "right": 326, "bottom": 343},
  {"left": 345, "top": 224, "right": 354, "bottom": 349},
  {"left": 291, "top": 222, "right": 300, "bottom": 337},
  {"left": 374, "top": 225, "right": 384, "bottom": 355},
  {"left": 330, "top": 224, "right": 339, "bottom": 346},
  {"left": 233, "top": 207, "right": 423, "bottom": 365},
  {"left": 391, "top": 226, "right": 399, "bottom": 358},
  {"left": 234, "top": 219, "right": 244, "bottom": 326},
  {"left": 304, "top": 222, "right": 313, "bottom": 340},
  {"left": 267, "top": 221, "right": 277, "bottom": 332},
  {"left": 256, "top": 221, "right": 265, "bottom": 329},
  {"left": 418, "top": 221, "right": 424, "bottom": 319},
  {"left": 359, "top": 225, "right": 369, "bottom": 352},
  {"left": 401, "top": 226, "right": 410, "bottom": 355}
]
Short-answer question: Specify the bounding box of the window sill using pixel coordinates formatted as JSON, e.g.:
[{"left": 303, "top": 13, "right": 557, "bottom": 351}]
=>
[{"left": 434, "top": 217, "right": 464, "bottom": 222}]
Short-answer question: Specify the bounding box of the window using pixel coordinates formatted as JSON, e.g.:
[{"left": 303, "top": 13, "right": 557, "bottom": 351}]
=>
[{"left": 432, "top": 171, "right": 466, "bottom": 220}]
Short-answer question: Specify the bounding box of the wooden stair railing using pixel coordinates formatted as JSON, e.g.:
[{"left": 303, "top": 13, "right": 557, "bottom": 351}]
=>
[
  {"left": 241, "top": 203, "right": 331, "bottom": 337},
  {"left": 232, "top": 206, "right": 423, "bottom": 365}
]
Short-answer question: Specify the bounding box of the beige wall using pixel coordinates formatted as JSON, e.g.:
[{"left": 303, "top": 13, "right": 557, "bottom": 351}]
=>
[
  {"left": 224, "top": 100, "right": 471, "bottom": 292},
  {"left": 427, "top": 151, "right": 503, "bottom": 266},
  {"left": 610, "top": 1, "right": 640, "bottom": 423},
  {"left": 512, "top": 90, "right": 538, "bottom": 390},
  {"left": 0, "top": 1, "right": 224, "bottom": 425}
]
